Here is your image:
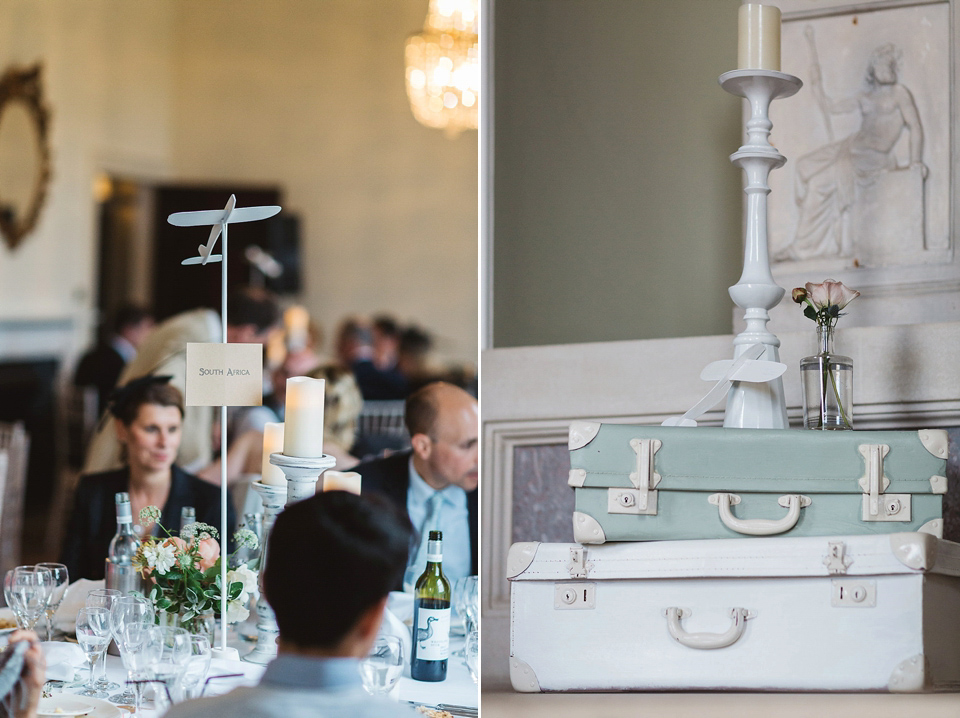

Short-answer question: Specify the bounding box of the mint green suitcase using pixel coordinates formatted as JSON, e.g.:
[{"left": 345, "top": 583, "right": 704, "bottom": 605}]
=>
[{"left": 568, "top": 423, "right": 948, "bottom": 544}]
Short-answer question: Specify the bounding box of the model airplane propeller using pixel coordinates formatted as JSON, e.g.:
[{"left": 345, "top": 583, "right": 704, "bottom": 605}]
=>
[{"left": 168, "top": 194, "right": 281, "bottom": 266}]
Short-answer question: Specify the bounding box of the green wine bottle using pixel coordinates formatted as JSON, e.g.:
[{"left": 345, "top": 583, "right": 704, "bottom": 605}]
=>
[{"left": 410, "top": 530, "right": 451, "bottom": 682}]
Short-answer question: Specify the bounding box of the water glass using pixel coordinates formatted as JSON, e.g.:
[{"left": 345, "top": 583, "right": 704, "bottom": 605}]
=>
[
  {"left": 464, "top": 628, "right": 479, "bottom": 685},
  {"left": 116, "top": 622, "right": 160, "bottom": 717},
  {"left": 359, "top": 636, "right": 404, "bottom": 696},
  {"left": 36, "top": 563, "right": 68, "bottom": 641},
  {"left": 76, "top": 607, "right": 111, "bottom": 698},
  {"left": 9, "top": 566, "right": 54, "bottom": 630},
  {"left": 180, "top": 635, "right": 212, "bottom": 701},
  {"left": 108, "top": 595, "right": 154, "bottom": 704},
  {"left": 86, "top": 588, "right": 121, "bottom": 691},
  {"left": 147, "top": 626, "right": 191, "bottom": 714}
]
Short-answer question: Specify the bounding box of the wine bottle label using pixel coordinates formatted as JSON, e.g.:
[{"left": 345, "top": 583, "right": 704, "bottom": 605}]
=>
[{"left": 414, "top": 607, "right": 450, "bottom": 661}]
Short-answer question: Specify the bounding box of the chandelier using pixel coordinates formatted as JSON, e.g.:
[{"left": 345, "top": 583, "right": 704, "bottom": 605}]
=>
[{"left": 405, "top": 0, "right": 479, "bottom": 138}]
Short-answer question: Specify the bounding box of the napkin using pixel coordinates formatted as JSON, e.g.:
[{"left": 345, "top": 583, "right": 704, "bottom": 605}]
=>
[
  {"left": 380, "top": 593, "right": 413, "bottom": 678},
  {"left": 53, "top": 579, "right": 105, "bottom": 634},
  {"left": 41, "top": 642, "right": 84, "bottom": 682}
]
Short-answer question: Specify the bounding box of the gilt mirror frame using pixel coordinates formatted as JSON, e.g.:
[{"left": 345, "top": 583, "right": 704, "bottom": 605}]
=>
[{"left": 0, "top": 63, "right": 52, "bottom": 251}]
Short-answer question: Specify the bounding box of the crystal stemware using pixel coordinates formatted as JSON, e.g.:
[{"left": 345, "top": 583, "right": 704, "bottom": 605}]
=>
[
  {"left": 117, "top": 622, "right": 161, "bottom": 717},
  {"left": 36, "top": 562, "right": 68, "bottom": 641},
  {"left": 108, "top": 595, "right": 154, "bottom": 704},
  {"left": 180, "top": 635, "right": 212, "bottom": 701},
  {"left": 75, "top": 606, "right": 112, "bottom": 698},
  {"left": 464, "top": 628, "right": 479, "bottom": 685},
  {"left": 359, "top": 635, "right": 404, "bottom": 696},
  {"left": 147, "top": 626, "right": 191, "bottom": 714},
  {"left": 85, "top": 588, "right": 122, "bottom": 691},
  {"left": 9, "top": 566, "right": 54, "bottom": 630}
]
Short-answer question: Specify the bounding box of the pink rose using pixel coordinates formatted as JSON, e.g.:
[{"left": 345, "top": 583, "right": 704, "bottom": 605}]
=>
[
  {"left": 804, "top": 279, "right": 859, "bottom": 311},
  {"left": 163, "top": 537, "right": 187, "bottom": 553},
  {"left": 196, "top": 537, "right": 220, "bottom": 571}
]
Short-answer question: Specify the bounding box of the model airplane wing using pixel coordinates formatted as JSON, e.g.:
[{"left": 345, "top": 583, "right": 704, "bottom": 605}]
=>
[
  {"left": 228, "top": 206, "right": 281, "bottom": 223},
  {"left": 167, "top": 194, "right": 237, "bottom": 227}
]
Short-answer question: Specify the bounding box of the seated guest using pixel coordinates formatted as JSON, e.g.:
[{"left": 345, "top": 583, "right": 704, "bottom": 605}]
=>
[
  {"left": 355, "top": 382, "right": 478, "bottom": 589},
  {"left": 61, "top": 377, "right": 236, "bottom": 581},
  {"left": 74, "top": 302, "right": 154, "bottom": 416},
  {"left": 0, "top": 630, "right": 45, "bottom": 718},
  {"left": 164, "top": 491, "right": 416, "bottom": 718},
  {"left": 306, "top": 363, "right": 364, "bottom": 470},
  {"left": 371, "top": 314, "right": 401, "bottom": 371},
  {"left": 336, "top": 317, "right": 407, "bottom": 401},
  {"left": 396, "top": 325, "right": 434, "bottom": 394}
]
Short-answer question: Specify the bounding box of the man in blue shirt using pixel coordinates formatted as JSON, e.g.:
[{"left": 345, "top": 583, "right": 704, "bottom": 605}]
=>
[
  {"left": 165, "top": 491, "right": 416, "bottom": 718},
  {"left": 354, "top": 382, "right": 478, "bottom": 589}
]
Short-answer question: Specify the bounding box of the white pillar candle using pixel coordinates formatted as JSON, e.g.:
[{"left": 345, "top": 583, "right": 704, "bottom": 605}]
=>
[
  {"left": 283, "top": 376, "right": 325, "bottom": 458},
  {"left": 738, "top": 4, "right": 781, "bottom": 71},
  {"left": 260, "top": 422, "right": 286, "bottom": 486},
  {"left": 323, "top": 470, "right": 362, "bottom": 495},
  {"left": 284, "top": 305, "right": 310, "bottom": 352}
]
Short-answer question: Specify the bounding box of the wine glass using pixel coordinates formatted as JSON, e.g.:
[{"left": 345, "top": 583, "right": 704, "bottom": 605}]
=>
[
  {"left": 146, "top": 626, "right": 191, "bottom": 714},
  {"left": 85, "top": 588, "right": 121, "bottom": 691},
  {"left": 464, "top": 628, "right": 479, "bottom": 685},
  {"left": 359, "top": 636, "right": 404, "bottom": 696},
  {"left": 3, "top": 569, "right": 21, "bottom": 625},
  {"left": 117, "top": 622, "right": 162, "bottom": 717},
  {"left": 75, "top": 607, "right": 112, "bottom": 698},
  {"left": 180, "top": 635, "right": 212, "bottom": 701},
  {"left": 9, "top": 566, "right": 54, "bottom": 630},
  {"left": 36, "top": 562, "right": 68, "bottom": 641},
  {"left": 462, "top": 575, "right": 478, "bottom": 633},
  {"left": 108, "top": 595, "right": 154, "bottom": 704}
]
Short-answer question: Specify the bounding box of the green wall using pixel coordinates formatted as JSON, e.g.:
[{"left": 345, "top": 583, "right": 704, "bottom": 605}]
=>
[{"left": 493, "top": 0, "right": 746, "bottom": 347}]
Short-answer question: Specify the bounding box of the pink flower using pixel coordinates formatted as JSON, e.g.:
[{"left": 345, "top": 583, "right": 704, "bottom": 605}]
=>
[
  {"left": 804, "top": 279, "right": 860, "bottom": 311},
  {"left": 162, "top": 537, "right": 187, "bottom": 554},
  {"left": 196, "top": 537, "right": 220, "bottom": 571}
]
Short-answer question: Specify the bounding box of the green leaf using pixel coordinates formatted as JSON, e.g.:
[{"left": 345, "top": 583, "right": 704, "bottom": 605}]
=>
[
  {"left": 185, "top": 587, "right": 199, "bottom": 605},
  {"left": 803, "top": 306, "right": 817, "bottom": 321}
]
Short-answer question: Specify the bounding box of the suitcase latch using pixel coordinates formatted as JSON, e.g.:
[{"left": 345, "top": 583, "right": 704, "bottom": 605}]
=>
[
  {"left": 628, "top": 438, "right": 662, "bottom": 513},
  {"left": 857, "top": 443, "right": 909, "bottom": 521},
  {"left": 554, "top": 582, "right": 596, "bottom": 610},
  {"left": 567, "top": 546, "right": 593, "bottom": 579},
  {"left": 823, "top": 540, "right": 853, "bottom": 575}
]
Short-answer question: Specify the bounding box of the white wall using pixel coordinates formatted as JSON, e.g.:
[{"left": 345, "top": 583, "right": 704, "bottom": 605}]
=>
[{"left": 0, "top": 0, "right": 478, "bottom": 368}]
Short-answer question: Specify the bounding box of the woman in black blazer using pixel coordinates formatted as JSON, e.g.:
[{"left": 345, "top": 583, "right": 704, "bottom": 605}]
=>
[{"left": 61, "top": 377, "right": 235, "bottom": 580}]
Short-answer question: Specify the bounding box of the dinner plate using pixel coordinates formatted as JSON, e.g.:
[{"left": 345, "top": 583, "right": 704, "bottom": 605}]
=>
[
  {"left": 37, "top": 695, "right": 122, "bottom": 717},
  {"left": 0, "top": 607, "right": 17, "bottom": 635}
]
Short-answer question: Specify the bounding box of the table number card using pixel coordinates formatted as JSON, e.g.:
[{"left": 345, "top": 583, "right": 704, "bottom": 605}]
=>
[{"left": 185, "top": 342, "right": 263, "bottom": 406}]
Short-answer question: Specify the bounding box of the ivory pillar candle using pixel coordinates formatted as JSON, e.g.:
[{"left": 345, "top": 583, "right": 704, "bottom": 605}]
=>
[
  {"left": 284, "top": 305, "right": 310, "bottom": 352},
  {"left": 283, "top": 376, "right": 325, "bottom": 457},
  {"left": 738, "top": 4, "right": 781, "bottom": 71},
  {"left": 323, "top": 470, "right": 362, "bottom": 495},
  {"left": 260, "top": 422, "right": 286, "bottom": 486}
]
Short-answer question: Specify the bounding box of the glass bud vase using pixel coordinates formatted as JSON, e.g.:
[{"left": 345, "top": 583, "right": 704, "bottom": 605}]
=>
[{"left": 800, "top": 325, "right": 853, "bottom": 430}]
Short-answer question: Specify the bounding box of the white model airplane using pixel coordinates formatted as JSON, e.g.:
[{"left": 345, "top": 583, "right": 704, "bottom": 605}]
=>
[{"left": 168, "top": 194, "right": 281, "bottom": 266}]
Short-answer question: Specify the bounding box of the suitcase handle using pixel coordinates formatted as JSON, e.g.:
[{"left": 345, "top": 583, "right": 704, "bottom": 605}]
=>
[
  {"left": 663, "top": 607, "right": 753, "bottom": 650},
  {"left": 708, "top": 493, "right": 812, "bottom": 536}
]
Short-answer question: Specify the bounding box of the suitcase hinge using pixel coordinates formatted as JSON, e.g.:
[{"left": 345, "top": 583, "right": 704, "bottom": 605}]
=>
[
  {"left": 823, "top": 540, "right": 853, "bottom": 575},
  {"left": 567, "top": 546, "right": 593, "bottom": 579},
  {"left": 629, "top": 438, "right": 662, "bottom": 512}
]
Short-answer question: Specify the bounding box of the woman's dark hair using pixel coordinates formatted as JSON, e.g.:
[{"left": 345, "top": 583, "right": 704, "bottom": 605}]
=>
[
  {"left": 264, "top": 491, "right": 412, "bottom": 650},
  {"left": 109, "top": 376, "right": 185, "bottom": 425}
]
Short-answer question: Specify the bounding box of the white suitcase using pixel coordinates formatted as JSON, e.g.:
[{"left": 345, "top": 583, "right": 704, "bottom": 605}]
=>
[{"left": 508, "top": 533, "right": 960, "bottom": 692}]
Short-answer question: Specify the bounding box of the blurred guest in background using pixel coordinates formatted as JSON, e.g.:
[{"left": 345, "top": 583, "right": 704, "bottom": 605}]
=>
[
  {"left": 371, "top": 314, "right": 401, "bottom": 372},
  {"left": 396, "top": 325, "right": 434, "bottom": 394},
  {"left": 74, "top": 303, "right": 154, "bottom": 414},
  {"left": 336, "top": 317, "right": 406, "bottom": 401},
  {"left": 82, "top": 288, "right": 280, "bottom": 475},
  {"left": 306, "top": 363, "right": 364, "bottom": 469},
  {"left": 62, "top": 377, "right": 235, "bottom": 580},
  {"left": 355, "top": 382, "right": 477, "bottom": 589}
]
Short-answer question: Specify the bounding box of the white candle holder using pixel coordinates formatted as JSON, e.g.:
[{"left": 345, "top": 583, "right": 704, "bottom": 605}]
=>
[
  {"left": 720, "top": 69, "right": 802, "bottom": 429},
  {"left": 242, "top": 481, "right": 287, "bottom": 665},
  {"left": 241, "top": 454, "right": 336, "bottom": 664}
]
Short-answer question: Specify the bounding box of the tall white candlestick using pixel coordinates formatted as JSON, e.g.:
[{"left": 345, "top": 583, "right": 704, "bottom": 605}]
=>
[
  {"left": 738, "top": 4, "right": 781, "bottom": 72},
  {"left": 323, "top": 470, "right": 362, "bottom": 495},
  {"left": 283, "top": 376, "right": 325, "bottom": 458},
  {"left": 260, "top": 422, "right": 286, "bottom": 486}
]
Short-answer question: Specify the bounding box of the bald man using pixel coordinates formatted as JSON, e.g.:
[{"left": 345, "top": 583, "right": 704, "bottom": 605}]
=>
[{"left": 354, "top": 382, "right": 478, "bottom": 588}]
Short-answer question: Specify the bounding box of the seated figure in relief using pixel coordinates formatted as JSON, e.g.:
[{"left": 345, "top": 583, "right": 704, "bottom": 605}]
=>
[{"left": 774, "top": 43, "right": 926, "bottom": 261}]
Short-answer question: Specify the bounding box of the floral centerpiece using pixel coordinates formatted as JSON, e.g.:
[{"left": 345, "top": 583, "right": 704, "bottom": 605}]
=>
[
  {"left": 792, "top": 279, "right": 860, "bottom": 430},
  {"left": 133, "top": 506, "right": 259, "bottom": 636}
]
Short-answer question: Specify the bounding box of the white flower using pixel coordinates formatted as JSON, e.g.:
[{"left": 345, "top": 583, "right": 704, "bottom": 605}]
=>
[
  {"left": 226, "top": 599, "right": 249, "bottom": 624},
  {"left": 234, "top": 528, "right": 259, "bottom": 551},
  {"left": 805, "top": 279, "right": 860, "bottom": 311},
  {"left": 227, "top": 565, "right": 258, "bottom": 596},
  {"left": 143, "top": 542, "right": 177, "bottom": 574}
]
